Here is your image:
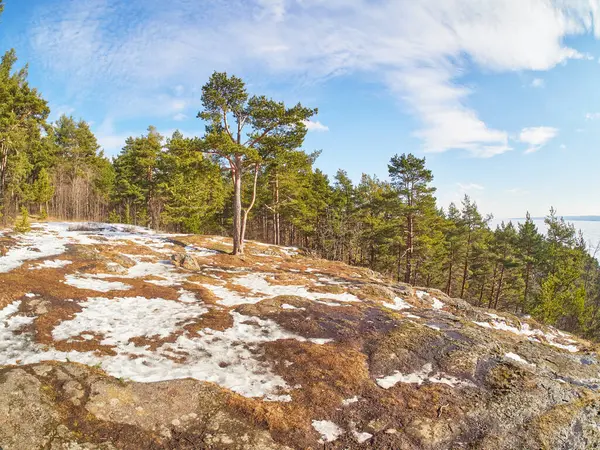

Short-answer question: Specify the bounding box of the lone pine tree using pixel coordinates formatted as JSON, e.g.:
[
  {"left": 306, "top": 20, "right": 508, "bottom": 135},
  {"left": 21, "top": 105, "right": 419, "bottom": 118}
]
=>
[{"left": 196, "top": 72, "right": 316, "bottom": 255}]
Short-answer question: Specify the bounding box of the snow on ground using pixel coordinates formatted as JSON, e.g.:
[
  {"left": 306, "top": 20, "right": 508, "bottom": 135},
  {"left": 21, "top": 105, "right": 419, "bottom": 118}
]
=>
[
  {"left": 505, "top": 352, "right": 535, "bottom": 367},
  {"left": 376, "top": 363, "right": 475, "bottom": 389},
  {"left": 0, "top": 226, "right": 68, "bottom": 272},
  {"left": 404, "top": 313, "right": 421, "bottom": 319},
  {"left": 30, "top": 259, "right": 72, "bottom": 270},
  {"left": 281, "top": 303, "right": 305, "bottom": 310},
  {"left": 0, "top": 222, "right": 187, "bottom": 274},
  {"left": 0, "top": 297, "right": 331, "bottom": 398},
  {"left": 312, "top": 420, "right": 343, "bottom": 443},
  {"left": 185, "top": 245, "right": 218, "bottom": 257},
  {"left": 415, "top": 290, "right": 445, "bottom": 309},
  {"left": 202, "top": 272, "right": 360, "bottom": 307},
  {"left": 342, "top": 396, "right": 360, "bottom": 406},
  {"left": 64, "top": 274, "right": 132, "bottom": 292},
  {"left": 352, "top": 430, "right": 373, "bottom": 444},
  {"left": 474, "top": 317, "right": 579, "bottom": 353},
  {"left": 383, "top": 296, "right": 412, "bottom": 311},
  {"left": 431, "top": 297, "right": 445, "bottom": 310},
  {"left": 52, "top": 296, "right": 209, "bottom": 344}
]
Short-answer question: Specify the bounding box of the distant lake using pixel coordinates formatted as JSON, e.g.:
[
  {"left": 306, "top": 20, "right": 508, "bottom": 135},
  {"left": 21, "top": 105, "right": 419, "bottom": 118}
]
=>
[{"left": 490, "top": 218, "right": 600, "bottom": 254}]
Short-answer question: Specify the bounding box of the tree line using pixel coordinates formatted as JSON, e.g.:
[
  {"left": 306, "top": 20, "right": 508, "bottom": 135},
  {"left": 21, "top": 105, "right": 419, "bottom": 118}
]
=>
[{"left": 2, "top": 38, "right": 600, "bottom": 339}]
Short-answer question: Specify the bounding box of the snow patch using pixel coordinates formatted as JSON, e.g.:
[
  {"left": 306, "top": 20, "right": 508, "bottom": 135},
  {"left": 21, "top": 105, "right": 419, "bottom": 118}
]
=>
[
  {"left": 473, "top": 318, "right": 579, "bottom": 353},
  {"left": 52, "top": 296, "right": 208, "bottom": 344},
  {"left": 30, "top": 259, "right": 72, "bottom": 270},
  {"left": 384, "top": 296, "right": 411, "bottom": 311},
  {"left": 203, "top": 272, "right": 360, "bottom": 307},
  {"left": 431, "top": 298, "right": 445, "bottom": 310},
  {"left": 342, "top": 396, "right": 360, "bottom": 406},
  {"left": 312, "top": 420, "right": 343, "bottom": 443},
  {"left": 281, "top": 303, "right": 305, "bottom": 311},
  {"left": 376, "top": 363, "right": 475, "bottom": 389},
  {"left": 505, "top": 352, "right": 535, "bottom": 367},
  {"left": 352, "top": 430, "right": 373, "bottom": 444},
  {"left": 64, "top": 274, "right": 132, "bottom": 292},
  {"left": 0, "top": 300, "right": 331, "bottom": 399}
]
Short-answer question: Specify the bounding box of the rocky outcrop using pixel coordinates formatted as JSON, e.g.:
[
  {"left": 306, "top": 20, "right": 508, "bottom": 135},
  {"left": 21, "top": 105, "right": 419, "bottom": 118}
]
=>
[
  {"left": 0, "top": 362, "right": 285, "bottom": 450},
  {"left": 0, "top": 222, "right": 599, "bottom": 449}
]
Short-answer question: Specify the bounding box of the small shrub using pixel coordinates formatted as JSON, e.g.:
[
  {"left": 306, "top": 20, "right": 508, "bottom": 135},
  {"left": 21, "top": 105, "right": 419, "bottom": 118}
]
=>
[
  {"left": 39, "top": 208, "right": 48, "bottom": 220},
  {"left": 108, "top": 210, "right": 121, "bottom": 224},
  {"left": 14, "top": 207, "right": 31, "bottom": 233}
]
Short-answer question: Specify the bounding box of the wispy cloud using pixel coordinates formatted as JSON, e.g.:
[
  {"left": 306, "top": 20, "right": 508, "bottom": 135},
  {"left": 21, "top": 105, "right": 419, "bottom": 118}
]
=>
[
  {"left": 457, "top": 182, "right": 484, "bottom": 191},
  {"left": 173, "top": 113, "right": 188, "bottom": 121},
  {"left": 531, "top": 78, "right": 545, "bottom": 88},
  {"left": 519, "top": 126, "right": 559, "bottom": 153},
  {"left": 28, "top": 0, "right": 600, "bottom": 156},
  {"left": 585, "top": 112, "right": 600, "bottom": 120},
  {"left": 303, "top": 120, "right": 329, "bottom": 132}
]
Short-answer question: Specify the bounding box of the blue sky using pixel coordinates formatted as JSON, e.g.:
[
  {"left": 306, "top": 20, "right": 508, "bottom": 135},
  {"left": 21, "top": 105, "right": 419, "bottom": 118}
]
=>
[{"left": 2, "top": 0, "right": 600, "bottom": 218}]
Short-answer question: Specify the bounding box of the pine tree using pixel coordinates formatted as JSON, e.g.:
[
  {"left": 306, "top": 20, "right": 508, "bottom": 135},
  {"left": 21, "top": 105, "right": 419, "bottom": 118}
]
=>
[
  {"left": 388, "top": 153, "right": 436, "bottom": 283},
  {"left": 32, "top": 167, "right": 54, "bottom": 216},
  {"left": 197, "top": 72, "right": 316, "bottom": 255},
  {"left": 517, "top": 212, "right": 543, "bottom": 312},
  {"left": 14, "top": 206, "right": 30, "bottom": 233},
  {"left": 112, "top": 127, "right": 162, "bottom": 227},
  {"left": 157, "top": 131, "right": 225, "bottom": 233},
  {"left": 0, "top": 49, "right": 50, "bottom": 221},
  {"left": 458, "top": 195, "right": 488, "bottom": 298}
]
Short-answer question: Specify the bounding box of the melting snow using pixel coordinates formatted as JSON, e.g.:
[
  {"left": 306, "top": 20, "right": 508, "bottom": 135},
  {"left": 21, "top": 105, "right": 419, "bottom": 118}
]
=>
[
  {"left": 431, "top": 298, "right": 445, "bottom": 309},
  {"left": 505, "top": 352, "right": 535, "bottom": 367},
  {"left": 52, "top": 296, "right": 209, "bottom": 344},
  {"left": 0, "top": 226, "right": 68, "bottom": 273},
  {"left": 352, "top": 430, "right": 373, "bottom": 443},
  {"left": 473, "top": 318, "right": 579, "bottom": 353},
  {"left": 281, "top": 303, "right": 305, "bottom": 310},
  {"left": 203, "top": 272, "right": 360, "bottom": 307},
  {"left": 185, "top": 245, "right": 218, "bottom": 257},
  {"left": 376, "top": 363, "right": 475, "bottom": 389},
  {"left": 30, "top": 259, "right": 72, "bottom": 270},
  {"left": 312, "top": 420, "right": 343, "bottom": 443},
  {"left": 384, "top": 296, "right": 412, "bottom": 311},
  {"left": 0, "top": 299, "right": 331, "bottom": 398},
  {"left": 342, "top": 396, "right": 360, "bottom": 406},
  {"left": 64, "top": 274, "right": 132, "bottom": 292}
]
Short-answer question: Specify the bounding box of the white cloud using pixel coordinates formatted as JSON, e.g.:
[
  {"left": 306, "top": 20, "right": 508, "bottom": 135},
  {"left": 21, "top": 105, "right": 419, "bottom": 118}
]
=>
[
  {"left": 560, "top": 144, "right": 566, "bottom": 149},
  {"left": 173, "top": 113, "right": 188, "bottom": 121},
  {"left": 585, "top": 112, "right": 600, "bottom": 120},
  {"left": 303, "top": 120, "right": 329, "bottom": 132},
  {"left": 94, "top": 118, "right": 131, "bottom": 155},
  {"left": 531, "top": 78, "right": 545, "bottom": 88},
  {"left": 457, "top": 183, "right": 484, "bottom": 191},
  {"left": 29, "top": 0, "right": 600, "bottom": 156},
  {"left": 49, "top": 104, "right": 76, "bottom": 121},
  {"left": 518, "top": 126, "right": 559, "bottom": 153}
]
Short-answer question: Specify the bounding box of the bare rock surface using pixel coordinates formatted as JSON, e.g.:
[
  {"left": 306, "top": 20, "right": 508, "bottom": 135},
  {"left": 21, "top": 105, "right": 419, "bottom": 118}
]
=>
[{"left": 0, "top": 222, "right": 599, "bottom": 449}]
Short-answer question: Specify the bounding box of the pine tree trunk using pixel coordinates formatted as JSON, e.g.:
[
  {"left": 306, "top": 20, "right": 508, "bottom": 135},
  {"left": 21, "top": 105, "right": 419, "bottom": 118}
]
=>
[
  {"left": 460, "top": 232, "right": 472, "bottom": 298},
  {"left": 494, "top": 265, "right": 505, "bottom": 309},
  {"left": 232, "top": 167, "right": 243, "bottom": 255},
  {"left": 274, "top": 172, "right": 280, "bottom": 246},
  {"left": 523, "top": 263, "right": 531, "bottom": 313},
  {"left": 446, "top": 253, "right": 453, "bottom": 296},
  {"left": 488, "top": 263, "right": 498, "bottom": 308},
  {"left": 405, "top": 214, "right": 413, "bottom": 284}
]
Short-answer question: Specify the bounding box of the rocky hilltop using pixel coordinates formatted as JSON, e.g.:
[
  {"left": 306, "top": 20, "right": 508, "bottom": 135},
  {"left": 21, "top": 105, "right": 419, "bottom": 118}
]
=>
[{"left": 1, "top": 222, "right": 599, "bottom": 449}]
